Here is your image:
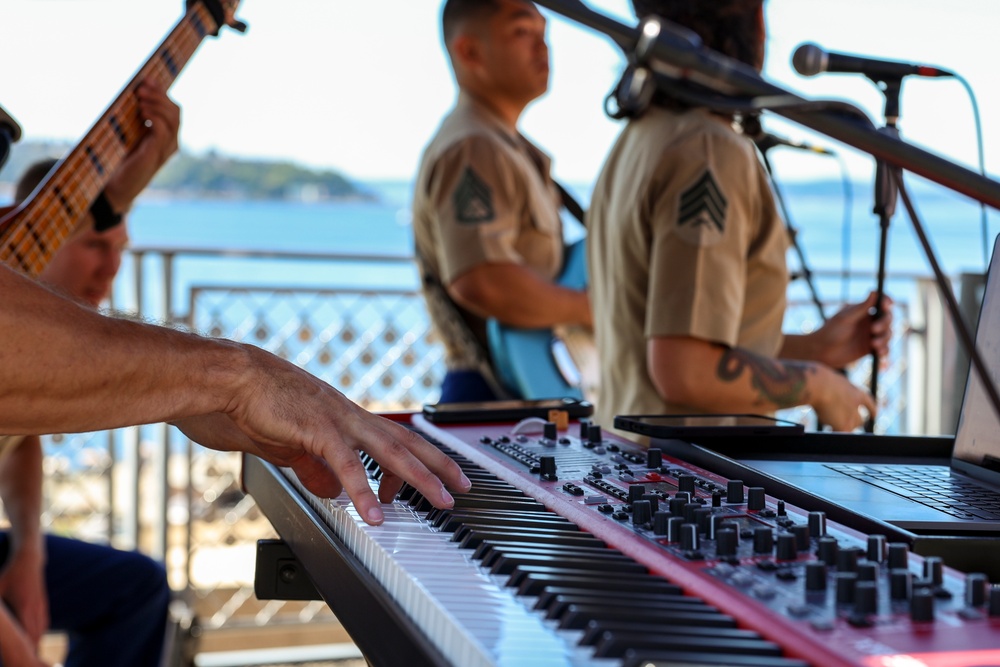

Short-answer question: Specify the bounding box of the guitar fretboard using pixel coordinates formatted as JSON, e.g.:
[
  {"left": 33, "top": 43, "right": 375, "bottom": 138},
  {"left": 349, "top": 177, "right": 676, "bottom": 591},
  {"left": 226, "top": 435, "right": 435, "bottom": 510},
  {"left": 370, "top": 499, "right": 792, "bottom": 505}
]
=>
[{"left": 0, "top": 3, "right": 227, "bottom": 277}]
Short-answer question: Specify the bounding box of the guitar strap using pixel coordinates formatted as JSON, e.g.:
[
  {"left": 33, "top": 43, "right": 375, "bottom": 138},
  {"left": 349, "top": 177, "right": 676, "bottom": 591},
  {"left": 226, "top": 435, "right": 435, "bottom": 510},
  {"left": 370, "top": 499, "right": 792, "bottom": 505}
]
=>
[
  {"left": 414, "top": 173, "right": 586, "bottom": 401},
  {"left": 554, "top": 181, "right": 586, "bottom": 228},
  {"left": 414, "top": 249, "right": 513, "bottom": 400}
]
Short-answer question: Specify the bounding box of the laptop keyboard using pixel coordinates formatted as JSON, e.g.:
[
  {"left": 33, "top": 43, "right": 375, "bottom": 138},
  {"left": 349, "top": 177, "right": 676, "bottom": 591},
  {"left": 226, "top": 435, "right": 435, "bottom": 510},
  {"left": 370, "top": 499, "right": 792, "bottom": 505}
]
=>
[{"left": 825, "top": 463, "right": 1000, "bottom": 520}]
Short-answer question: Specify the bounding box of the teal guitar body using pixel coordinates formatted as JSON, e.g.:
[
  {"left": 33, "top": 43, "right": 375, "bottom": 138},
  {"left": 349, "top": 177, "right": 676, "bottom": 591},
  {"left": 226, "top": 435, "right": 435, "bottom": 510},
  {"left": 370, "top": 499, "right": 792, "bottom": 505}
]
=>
[{"left": 487, "top": 239, "right": 589, "bottom": 400}]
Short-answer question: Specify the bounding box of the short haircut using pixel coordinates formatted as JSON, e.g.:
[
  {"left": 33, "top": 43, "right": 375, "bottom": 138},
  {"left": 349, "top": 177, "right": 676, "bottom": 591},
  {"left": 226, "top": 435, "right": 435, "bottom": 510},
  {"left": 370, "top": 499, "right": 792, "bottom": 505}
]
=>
[
  {"left": 441, "top": 0, "right": 501, "bottom": 45},
  {"left": 15, "top": 157, "right": 59, "bottom": 202},
  {"left": 631, "top": 0, "right": 764, "bottom": 69}
]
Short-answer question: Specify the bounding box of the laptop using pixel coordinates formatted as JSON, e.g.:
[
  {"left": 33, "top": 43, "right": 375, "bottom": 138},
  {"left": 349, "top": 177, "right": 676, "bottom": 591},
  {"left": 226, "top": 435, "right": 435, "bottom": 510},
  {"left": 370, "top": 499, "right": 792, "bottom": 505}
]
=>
[{"left": 652, "top": 236, "right": 1000, "bottom": 536}]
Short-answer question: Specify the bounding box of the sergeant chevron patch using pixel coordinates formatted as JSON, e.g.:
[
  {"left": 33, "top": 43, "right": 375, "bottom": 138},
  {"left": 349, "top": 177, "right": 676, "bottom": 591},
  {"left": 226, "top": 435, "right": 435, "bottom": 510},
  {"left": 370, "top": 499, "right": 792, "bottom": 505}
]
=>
[
  {"left": 676, "top": 170, "right": 727, "bottom": 245},
  {"left": 453, "top": 167, "right": 495, "bottom": 224}
]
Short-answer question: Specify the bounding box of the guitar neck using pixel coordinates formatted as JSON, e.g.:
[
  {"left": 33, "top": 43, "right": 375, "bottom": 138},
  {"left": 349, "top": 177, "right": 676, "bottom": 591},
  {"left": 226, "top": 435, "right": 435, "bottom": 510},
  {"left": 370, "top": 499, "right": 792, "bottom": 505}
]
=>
[{"left": 0, "top": 2, "right": 228, "bottom": 277}]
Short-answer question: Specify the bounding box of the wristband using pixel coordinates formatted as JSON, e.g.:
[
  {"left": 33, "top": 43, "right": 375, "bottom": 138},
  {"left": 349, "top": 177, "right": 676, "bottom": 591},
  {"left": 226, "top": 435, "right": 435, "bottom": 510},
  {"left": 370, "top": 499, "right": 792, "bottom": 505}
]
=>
[{"left": 90, "top": 191, "right": 123, "bottom": 231}]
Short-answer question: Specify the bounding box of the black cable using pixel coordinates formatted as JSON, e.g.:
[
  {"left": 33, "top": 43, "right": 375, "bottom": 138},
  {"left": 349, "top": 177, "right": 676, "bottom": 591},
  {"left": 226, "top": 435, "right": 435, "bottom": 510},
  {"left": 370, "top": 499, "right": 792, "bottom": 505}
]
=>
[{"left": 952, "top": 72, "right": 990, "bottom": 269}]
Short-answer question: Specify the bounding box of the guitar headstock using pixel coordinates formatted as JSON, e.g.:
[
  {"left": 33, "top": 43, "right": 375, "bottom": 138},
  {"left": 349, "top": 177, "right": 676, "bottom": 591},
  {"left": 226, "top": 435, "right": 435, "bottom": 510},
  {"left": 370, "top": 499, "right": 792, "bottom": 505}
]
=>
[{"left": 188, "top": 0, "right": 248, "bottom": 36}]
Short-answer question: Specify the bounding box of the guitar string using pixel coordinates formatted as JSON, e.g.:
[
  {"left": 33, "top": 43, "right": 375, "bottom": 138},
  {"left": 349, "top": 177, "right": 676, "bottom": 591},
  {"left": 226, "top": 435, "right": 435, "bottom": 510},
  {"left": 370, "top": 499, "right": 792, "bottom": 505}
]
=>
[
  {"left": 3, "top": 7, "right": 213, "bottom": 275},
  {"left": 5, "top": 6, "right": 210, "bottom": 271}
]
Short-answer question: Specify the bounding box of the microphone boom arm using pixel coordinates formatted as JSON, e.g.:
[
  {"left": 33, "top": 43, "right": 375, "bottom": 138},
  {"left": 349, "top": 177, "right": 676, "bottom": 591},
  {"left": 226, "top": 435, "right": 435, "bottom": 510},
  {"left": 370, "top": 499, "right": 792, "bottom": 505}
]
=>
[{"left": 534, "top": 0, "right": 1000, "bottom": 210}]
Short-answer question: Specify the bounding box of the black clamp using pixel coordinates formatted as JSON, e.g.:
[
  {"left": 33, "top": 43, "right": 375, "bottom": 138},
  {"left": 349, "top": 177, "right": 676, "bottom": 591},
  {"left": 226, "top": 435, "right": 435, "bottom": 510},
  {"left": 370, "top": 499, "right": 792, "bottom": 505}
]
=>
[{"left": 254, "top": 539, "right": 322, "bottom": 601}]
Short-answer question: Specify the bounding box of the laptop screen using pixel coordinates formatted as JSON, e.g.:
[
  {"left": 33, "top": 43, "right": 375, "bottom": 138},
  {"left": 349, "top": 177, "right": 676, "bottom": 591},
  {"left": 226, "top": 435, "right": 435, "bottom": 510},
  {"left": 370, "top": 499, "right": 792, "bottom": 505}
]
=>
[{"left": 953, "top": 235, "right": 1000, "bottom": 472}]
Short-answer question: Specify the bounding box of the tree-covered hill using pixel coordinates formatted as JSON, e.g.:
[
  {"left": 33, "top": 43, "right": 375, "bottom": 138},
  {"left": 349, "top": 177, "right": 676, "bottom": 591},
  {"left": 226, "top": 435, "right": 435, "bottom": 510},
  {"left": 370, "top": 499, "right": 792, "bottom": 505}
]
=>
[{"left": 0, "top": 141, "right": 370, "bottom": 202}]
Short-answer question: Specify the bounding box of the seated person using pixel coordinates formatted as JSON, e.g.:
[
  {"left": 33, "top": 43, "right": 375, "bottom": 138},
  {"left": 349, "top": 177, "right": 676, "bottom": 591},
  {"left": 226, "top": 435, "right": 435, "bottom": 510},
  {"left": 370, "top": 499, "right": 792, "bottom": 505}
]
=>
[
  {"left": 0, "top": 80, "right": 179, "bottom": 667},
  {"left": 588, "top": 0, "right": 892, "bottom": 437},
  {"left": 0, "top": 80, "right": 470, "bottom": 667},
  {"left": 413, "top": 0, "right": 592, "bottom": 403}
]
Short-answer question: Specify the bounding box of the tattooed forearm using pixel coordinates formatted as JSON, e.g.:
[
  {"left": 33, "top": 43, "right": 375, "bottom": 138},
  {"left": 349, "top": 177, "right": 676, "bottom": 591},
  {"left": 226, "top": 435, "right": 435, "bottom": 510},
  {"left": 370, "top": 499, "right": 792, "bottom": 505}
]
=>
[{"left": 717, "top": 348, "right": 814, "bottom": 408}]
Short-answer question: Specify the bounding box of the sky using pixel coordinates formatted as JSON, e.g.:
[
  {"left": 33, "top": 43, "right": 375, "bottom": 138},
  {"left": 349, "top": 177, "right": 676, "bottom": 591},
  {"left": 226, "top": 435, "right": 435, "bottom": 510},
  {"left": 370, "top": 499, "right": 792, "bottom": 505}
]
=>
[{"left": 2, "top": 0, "right": 999, "bottom": 191}]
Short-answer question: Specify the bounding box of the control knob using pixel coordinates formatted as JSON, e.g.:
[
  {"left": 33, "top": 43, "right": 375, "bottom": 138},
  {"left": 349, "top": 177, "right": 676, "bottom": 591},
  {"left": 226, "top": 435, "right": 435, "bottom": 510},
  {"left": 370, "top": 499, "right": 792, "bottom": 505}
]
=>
[
  {"left": 631, "top": 499, "right": 652, "bottom": 525},
  {"left": 747, "top": 487, "right": 766, "bottom": 510},
  {"left": 776, "top": 533, "right": 797, "bottom": 561},
  {"left": 910, "top": 589, "right": 935, "bottom": 622},
  {"left": 646, "top": 448, "right": 663, "bottom": 468},
  {"left": 966, "top": 572, "right": 989, "bottom": 607},
  {"left": 726, "top": 480, "right": 745, "bottom": 504},
  {"left": 805, "top": 561, "right": 827, "bottom": 592},
  {"left": 753, "top": 527, "right": 774, "bottom": 554},
  {"left": 808, "top": 511, "right": 826, "bottom": 538},
  {"left": 867, "top": 534, "right": 886, "bottom": 563}
]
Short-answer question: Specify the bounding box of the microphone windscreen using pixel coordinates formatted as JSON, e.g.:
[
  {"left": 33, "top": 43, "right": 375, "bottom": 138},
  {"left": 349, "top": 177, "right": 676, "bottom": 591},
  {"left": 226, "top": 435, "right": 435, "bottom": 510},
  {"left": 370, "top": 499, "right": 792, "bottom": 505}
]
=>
[{"left": 792, "top": 43, "right": 826, "bottom": 77}]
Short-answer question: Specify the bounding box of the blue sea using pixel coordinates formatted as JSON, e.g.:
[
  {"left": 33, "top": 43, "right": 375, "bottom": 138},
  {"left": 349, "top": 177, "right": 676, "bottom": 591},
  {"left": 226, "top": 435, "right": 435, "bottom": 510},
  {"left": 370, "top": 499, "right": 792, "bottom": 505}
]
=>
[
  {"left": 118, "top": 178, "right": 1000, "bottom": 316},
  {"left": 44, "top": 177, "right": 1000, "bottom": 465}
]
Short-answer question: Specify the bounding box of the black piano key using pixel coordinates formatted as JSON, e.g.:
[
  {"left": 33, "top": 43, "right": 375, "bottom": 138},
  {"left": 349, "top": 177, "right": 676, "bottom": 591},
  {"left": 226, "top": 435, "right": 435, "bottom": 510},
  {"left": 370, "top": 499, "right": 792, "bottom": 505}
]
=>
[
  {"left": 409, "top": 491, "right": 551, "bottom": 513},
  {"left": 475, "top": 541, "right": 617, "bottom": 565},
  {"left": 460, "top": 490, "right": 537, "bottom": 501},
  {"left": 593, "top": 629, "right": 785, "bottom": 658},
  {"left": 399, "top": 429, "right": 813, "bottom": 666},
  {"left": 510, "top": 566, "right": 655, "bottom": 593},
  {"left": 447, "top": 496, "right": 551, "bottom": 512},
  {"left": 558, "top": 603, "right": 738, "bottom": 630},
  {"left": 432, "top": 510, "right": 577, "bottom": 532},
  {"left": 396, "top": 484, "right": 418, "bottom": 501},
  {"left": 534, "top": 587, "right": 686, "bottom": 613},
  {"left": 580, "top": 620, "right": 753, "bottom": 647},
  {"left": 453, "top": 521, "right": 593, "bottom": 540},
  {"left": 455, "top": 526, "right": 605, "bottom": 550},
  {"left": 622, "top": 650, "right": 811, "bottom": 667},
  {"left": 455, "top": 485, "right": 533, "bottom": 498},
  {"left": 517, "top": 572, "right": 686, "bottom": 598},
  {"left": 547, "top": 595, "right": 716, "bottom": 621},
  {"left": 490, "top": 552, "right": 649, "bottom": 576}
]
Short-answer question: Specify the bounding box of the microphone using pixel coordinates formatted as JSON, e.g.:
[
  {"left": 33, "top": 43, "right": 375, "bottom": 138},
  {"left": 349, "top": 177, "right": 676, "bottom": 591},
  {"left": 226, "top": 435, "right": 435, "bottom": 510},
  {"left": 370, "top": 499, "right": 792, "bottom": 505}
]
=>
[
  {"left": 755, "top": 132, "right": 834, "bottom": 155},
  {"left": 792, "top": 43, "right": 953, "bottom": 80},
  {"left": 0, "top": 103, "right": 23, "bottom": 144}
]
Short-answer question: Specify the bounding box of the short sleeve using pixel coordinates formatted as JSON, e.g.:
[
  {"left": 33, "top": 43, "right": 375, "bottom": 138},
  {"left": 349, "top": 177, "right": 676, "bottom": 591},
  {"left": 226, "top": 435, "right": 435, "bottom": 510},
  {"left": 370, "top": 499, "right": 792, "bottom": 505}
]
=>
[
  {"left": 423, "top": 135, "right": 526, "bottom": 284},
  {"left": 645, "top": 130, "right": 760, "bottom": 347}
]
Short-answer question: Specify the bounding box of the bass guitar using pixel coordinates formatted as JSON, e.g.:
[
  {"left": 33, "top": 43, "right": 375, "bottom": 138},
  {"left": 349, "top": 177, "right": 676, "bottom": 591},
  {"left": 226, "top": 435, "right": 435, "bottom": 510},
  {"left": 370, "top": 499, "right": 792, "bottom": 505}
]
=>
[
  {"left": 0, "top": 0, "right": 246, "bottom": 277},
  {"left": 486, "top": 239, "right": 599, "bottom": 402}
]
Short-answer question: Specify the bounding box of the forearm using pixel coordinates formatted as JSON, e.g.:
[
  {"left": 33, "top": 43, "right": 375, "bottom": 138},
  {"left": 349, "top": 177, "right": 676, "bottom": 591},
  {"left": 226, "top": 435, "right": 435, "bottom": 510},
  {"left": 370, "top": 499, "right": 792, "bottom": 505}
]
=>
[
  {"left": 449, "top": 263, "right": 591, "bottom": 328},
  {"left": 0, "top": 265, "right": 246, "bottom": 434},
  {"left": 779, "top": 333, "right": 818, "bottom": 362},
  {"left": 648, "top": 336, "right": 827, "bottom": 413},
  {"left": 0, "top": 436, "right": 43, "bottom": 552}
]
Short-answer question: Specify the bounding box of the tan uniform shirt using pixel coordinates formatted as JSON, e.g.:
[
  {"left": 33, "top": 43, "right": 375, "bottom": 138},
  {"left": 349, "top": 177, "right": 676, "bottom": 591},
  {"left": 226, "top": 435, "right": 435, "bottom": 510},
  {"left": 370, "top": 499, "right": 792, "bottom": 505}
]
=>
[
  {"left": 588, "top": 107, "right": 789, "bottom": 435},
  {"left": 412, "top": 94, "right": 564, "bottom": 371}
]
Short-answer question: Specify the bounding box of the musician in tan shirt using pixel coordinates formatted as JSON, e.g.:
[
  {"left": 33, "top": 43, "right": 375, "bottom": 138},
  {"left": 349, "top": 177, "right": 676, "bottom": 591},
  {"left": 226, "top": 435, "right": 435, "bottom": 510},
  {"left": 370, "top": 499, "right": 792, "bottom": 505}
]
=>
[
  {"left": 413, "top": 0, "right": 591, "bottom": 402},
  {"left": 590, "top": 0, "right": 893, "bottom": 437}
]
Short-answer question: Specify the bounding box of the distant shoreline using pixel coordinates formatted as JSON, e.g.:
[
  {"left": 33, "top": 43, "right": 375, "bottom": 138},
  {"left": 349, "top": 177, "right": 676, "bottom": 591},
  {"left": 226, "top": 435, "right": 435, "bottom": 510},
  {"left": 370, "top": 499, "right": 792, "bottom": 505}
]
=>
[{"left": 0, "top": 140, "right": 375, "bottom": 204}]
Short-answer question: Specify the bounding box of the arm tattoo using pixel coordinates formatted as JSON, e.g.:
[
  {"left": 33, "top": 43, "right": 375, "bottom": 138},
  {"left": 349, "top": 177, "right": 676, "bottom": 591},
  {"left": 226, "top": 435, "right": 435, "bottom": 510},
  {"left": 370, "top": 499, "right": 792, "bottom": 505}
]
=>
[{"left": 716, "top": 348, "right": 813, "bottom": 408}]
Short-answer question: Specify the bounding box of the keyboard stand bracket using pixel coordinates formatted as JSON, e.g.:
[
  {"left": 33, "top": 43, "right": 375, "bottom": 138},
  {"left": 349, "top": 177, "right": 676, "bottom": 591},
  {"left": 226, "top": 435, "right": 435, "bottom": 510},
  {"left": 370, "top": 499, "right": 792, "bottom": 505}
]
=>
[{"left": 254, "top": 539, "right": 323, "bottom": 601}]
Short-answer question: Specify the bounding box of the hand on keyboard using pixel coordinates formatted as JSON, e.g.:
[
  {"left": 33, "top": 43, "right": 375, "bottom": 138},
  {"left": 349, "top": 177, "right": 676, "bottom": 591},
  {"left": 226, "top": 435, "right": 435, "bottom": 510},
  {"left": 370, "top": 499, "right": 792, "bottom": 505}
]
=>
[{"left": 172, "top": 346, "right": 472, "bottom": 526}]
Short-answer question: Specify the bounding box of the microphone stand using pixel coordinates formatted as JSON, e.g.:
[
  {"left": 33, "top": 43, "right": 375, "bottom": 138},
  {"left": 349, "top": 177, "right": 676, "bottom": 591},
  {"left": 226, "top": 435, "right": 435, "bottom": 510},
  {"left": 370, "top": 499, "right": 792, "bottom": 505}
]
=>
[
  {"left": 535, "top": 0, "right": 1000, "bottom": 436},
  {"left": 867, "top": 78, "right": 902, "bottom": 433},
  {"left": 534, "top": 0, "right": 1000, "bottom": 207}
]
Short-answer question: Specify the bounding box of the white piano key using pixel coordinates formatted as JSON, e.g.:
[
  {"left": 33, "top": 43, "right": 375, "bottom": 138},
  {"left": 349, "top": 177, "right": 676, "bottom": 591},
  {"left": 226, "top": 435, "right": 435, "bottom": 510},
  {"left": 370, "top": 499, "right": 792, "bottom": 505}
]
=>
[{"left": 277, "top": 469, "right": 610, "bottom": 667}]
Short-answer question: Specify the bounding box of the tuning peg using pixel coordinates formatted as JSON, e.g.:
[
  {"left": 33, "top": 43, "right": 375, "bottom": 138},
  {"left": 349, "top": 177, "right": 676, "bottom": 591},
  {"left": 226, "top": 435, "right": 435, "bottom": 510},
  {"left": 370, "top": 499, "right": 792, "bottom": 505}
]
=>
[{"left": 231, "top": 19, "right": 248, "bottom": 33}]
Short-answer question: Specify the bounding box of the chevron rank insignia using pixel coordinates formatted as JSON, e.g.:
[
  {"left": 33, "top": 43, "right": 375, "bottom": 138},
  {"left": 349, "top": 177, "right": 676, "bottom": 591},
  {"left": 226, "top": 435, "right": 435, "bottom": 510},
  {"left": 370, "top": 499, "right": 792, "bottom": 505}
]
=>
[
  {"left": 453, "top": 167, "right": 495, "bottom": 224},
  {"left": 676, "top": 170, "right": 728, "bottom": 245}
]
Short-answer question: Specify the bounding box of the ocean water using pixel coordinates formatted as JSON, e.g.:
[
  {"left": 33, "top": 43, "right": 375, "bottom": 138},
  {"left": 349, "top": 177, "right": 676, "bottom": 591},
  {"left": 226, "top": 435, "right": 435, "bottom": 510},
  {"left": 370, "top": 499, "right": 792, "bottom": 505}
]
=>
[
  {"left": 44, "top": 177, "right": 998, "bottom": 467},
  {"left": 119, "top": 177, "right": 1000, "bottom": 315}
]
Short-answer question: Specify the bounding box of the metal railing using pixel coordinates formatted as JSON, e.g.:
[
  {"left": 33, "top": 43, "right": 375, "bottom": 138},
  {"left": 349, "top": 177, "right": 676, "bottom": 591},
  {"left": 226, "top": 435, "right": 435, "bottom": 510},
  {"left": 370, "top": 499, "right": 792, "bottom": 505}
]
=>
[{"left": 24, "top": 245, "right": 976, "bottom": 641}]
